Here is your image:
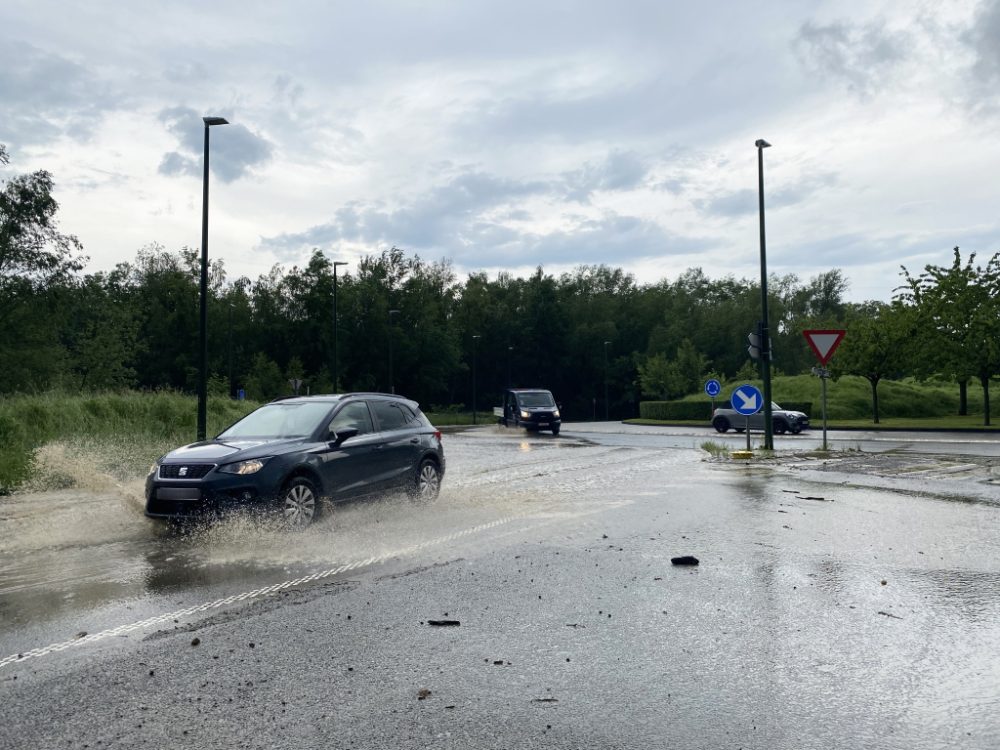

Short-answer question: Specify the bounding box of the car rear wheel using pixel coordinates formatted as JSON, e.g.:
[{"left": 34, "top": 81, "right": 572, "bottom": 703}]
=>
[
  {"left": 410, "top": 459, "right": 441, "bottom": 502},
  {"left": 712, "top": 416, "right": 730, "bottom": 433},
  {"left": 280, "top": 477, "right": 321, "bottom": 529}
]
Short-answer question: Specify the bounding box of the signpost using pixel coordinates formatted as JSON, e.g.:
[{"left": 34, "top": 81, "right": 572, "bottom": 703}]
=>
[
  {"left": 730, "top": 383, "right": 763, "bottom": 452},
  {"left": 705, "top": 378, "right": 721, "bottom": 415},
  {"left": 803, "top": 330, "right": 846, "bottom": 450}
]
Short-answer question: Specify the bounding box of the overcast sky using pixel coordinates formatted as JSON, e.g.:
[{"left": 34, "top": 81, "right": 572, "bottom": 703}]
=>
[{"left": 3, "top": 0, "right": 999, "bottom": 301}]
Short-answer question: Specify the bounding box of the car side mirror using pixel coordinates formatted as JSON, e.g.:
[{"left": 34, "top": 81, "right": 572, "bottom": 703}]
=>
[{"left": 330, "top": 427, "right": 359, "bottom": 446}]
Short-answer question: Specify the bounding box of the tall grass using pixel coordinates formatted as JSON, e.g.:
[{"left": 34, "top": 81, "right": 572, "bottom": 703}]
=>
[{"left": 0, "top": 391, "right": 258, "bottom": 493}]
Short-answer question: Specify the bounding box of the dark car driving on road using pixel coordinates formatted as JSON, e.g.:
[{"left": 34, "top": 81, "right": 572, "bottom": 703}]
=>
[{"left": 145, "top": 393, "right": 445, "bottom": 528}]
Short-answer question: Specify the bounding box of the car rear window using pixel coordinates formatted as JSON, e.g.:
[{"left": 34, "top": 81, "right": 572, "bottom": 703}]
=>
[{"left": 372, "top": 401, "right": 410, "bottom": 431}]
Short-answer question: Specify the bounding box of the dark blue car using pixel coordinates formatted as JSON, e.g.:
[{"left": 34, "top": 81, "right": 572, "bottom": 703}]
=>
[{"left": 145, "top": 393, "right": 445, "bottom": 528}]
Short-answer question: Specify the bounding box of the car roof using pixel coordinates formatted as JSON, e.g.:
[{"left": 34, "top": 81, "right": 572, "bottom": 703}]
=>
[
  {"left": 508, "top": 388, "right": 553, "bottom": 393},
  {"left": 269, "top": 392, "right": 420, "bottom": 409}
]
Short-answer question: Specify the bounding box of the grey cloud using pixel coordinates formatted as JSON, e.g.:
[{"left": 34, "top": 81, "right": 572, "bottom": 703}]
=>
[
  {"left": 697, "top": 172, "right": 838, "bottom": 218},
  {"left": 260, "top": 163, "right": 712, "bottom": 269},
  {"left": 157, "top": 106, "right": 273, "bottom": 182},
  {"left": 0, "top": 39, "right": 119, "bottom": 147},
  {"left": 793, "top": 20, "right": 909, "bottom": 97},
  {"left": 965, "top": 0, "right": 1000, "bottom": 108},
  {"left": 563, "top": 150, "right": 649, "bottom": 202}
]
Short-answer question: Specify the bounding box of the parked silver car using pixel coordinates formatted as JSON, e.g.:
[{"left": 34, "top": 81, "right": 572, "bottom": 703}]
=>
[{"left": 711, "top": 402, "right": 809, "bottom": 435}]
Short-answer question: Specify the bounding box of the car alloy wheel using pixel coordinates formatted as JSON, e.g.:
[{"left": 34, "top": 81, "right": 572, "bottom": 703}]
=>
[
  {"left": 281, "top": 478, "right": 319, "bottom": 529},
  {"left": 413, "top": 460, "right": 441, "bottom": 502}
]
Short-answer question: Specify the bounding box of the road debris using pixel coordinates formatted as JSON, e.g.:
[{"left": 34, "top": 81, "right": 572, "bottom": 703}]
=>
[
  {"left": 417, "top": 688, "right": 432, "bottom": 700},
  {"left": 671, "top": 556, "right": 699, "bottom": 566},
  {"left": 427, "top": 620, "right": 461, "bottom": 626},
  {"left": 877, "top": 611, "right": 903, "bottom": 619}
]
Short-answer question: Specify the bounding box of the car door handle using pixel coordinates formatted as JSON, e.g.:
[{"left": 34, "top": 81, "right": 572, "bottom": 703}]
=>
[
  {"left": 409, "top": 438, "right": 419, "bottom": 444},
  {"left": 374, "top": 444, "right": 385, "bottom": 450}
]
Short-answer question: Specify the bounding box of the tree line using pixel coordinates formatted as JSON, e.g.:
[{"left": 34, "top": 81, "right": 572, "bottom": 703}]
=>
[{"left": 3, "top": 145, "right": 998, "bottom": 423}]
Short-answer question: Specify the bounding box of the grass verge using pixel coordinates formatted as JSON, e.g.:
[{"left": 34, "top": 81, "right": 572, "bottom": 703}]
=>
[{"left": 0, "top": 391, "right": 259, "bottom": 493}]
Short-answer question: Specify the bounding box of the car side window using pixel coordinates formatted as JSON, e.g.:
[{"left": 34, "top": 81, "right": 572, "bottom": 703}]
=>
[
  {"left": 328, "top": 401, "right": 374, "bottom": 436},
  {"left": 371, "top": 401, "right": 408, "bottom": 432}
]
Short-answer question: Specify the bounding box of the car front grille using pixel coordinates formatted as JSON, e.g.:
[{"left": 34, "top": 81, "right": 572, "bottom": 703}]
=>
[{"left": 159, "top": 463, "right": 214, "bottom": 479}]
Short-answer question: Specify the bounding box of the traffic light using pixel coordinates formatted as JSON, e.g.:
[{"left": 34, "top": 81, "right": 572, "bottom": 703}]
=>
[{"left": 747, "top": 331, "right": 763, "bottom": 360}]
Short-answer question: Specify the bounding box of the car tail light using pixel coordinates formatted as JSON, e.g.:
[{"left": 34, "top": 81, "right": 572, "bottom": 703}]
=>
[{"left": 433, "top": 430, "right": 442, "bottom": 442}]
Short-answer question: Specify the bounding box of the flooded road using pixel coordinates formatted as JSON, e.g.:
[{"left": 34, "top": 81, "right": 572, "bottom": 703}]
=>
[{"left": 2, "top": 425, "right": 1000, "bottom": 748}]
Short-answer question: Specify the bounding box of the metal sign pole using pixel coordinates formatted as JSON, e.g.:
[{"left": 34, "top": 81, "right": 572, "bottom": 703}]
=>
[
  {"left": 746, "top": 416, "right": 751, "bottom": 452},
  {"left": 822, "top": 373, "right": 828, "bottom": 451}
]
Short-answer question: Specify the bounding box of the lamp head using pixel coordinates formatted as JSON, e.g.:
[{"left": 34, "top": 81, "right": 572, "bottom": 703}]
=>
[
  {"left": 203, "top": 116, "right": 229, "bottom": 127},
  {"left": 333, "top": 261, "right": 349, "bottom": 267},
  {"left": 755, "top": 139, "right": 771, "bottom": 149}
]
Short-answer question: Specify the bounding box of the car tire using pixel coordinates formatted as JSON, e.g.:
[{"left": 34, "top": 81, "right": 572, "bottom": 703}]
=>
[
  {"left": 410, "top": 458, "right": 441, "bottom": 502},
  {"left": 279, "top": 476, "right": 322, "bottom": 529},
  {"left": 712, "top": 416, "right": 730, "bottom": 433},
  {"left": 773, "top": 419, "right": 787, "bottom": 435},
  {"left": 551, "top": 425, "right": 560, "bottom": 436},
  {"left": 790, "top": 424, "right": 802, "bottom": 434}
]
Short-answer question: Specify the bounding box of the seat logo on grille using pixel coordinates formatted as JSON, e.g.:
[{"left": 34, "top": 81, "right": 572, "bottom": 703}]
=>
[{"left": 179, "top": 467, "right": 188, "bottom": 477}]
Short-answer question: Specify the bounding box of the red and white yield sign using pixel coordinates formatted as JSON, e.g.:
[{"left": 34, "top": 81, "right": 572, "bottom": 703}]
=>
[{"left": 803, "top": 329, "right": 846, "bottom": 365}]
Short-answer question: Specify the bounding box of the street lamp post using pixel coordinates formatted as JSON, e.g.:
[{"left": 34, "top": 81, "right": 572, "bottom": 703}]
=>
[
  {"left": 756, "top": 138, "right": 774, "bottom": 451},
  {"left": 472, "top": 335, "right": 481, "bottom": 424},
  {"left": 332, "top": 260, "right": 348, "bottom": 391},
  {"left": 603, "top": 340, "right": 611, "bottom": 421},
  {"left": 198, "top": 116, "right": 229, "bottom": 441},
  {"left": 507, "top": 345, "right": 513, "bottom": 387},
  {"left": 388, "top": 309, "right": 400, "bottom": 394}
]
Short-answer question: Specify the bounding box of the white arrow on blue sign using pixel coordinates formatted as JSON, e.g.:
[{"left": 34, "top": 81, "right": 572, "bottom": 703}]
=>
[
  {"left": 730, "top": 384, "right": 763, "bottom": 415},
  {"left": 704, "top": 379, "right": 722, "bottom": 398}
]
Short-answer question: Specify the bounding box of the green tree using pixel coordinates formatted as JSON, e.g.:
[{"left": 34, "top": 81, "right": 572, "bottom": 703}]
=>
[
  {"left": 0, "top": 145, "right": 87, "bottom": 391},
  {"left": 900, "top": 247, "right": 1000, "bottom": 425},
  {"left": 836, "top": 301, "right": 915, "bottom": 423}
]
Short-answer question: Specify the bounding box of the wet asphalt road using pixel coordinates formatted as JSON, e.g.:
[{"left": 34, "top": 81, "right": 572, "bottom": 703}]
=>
[{"left": 2, "top": 424, "right": 1000, "bottom": 749}]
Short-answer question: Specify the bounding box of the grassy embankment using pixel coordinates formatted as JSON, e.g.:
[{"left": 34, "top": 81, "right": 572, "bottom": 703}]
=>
[
  {"left": 0, "top": 391, "right": 259, "bottom": 494},
  {"left": 628, "top": 374, "right": 1000, "bottom": 429}
]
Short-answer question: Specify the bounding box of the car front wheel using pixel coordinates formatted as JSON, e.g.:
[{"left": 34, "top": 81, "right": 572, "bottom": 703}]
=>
[
  {"left": 712, "top": 416, "right": 730, "bottom": 433},
  {"left": 410, "top": 459, "right": 441, "bottom": 502},
  {"left": 773, "top": 419, "right": 788, "bottom": 435},
  {"left": 280, "top": 476, "right": 321, "bottom": 529},
  {"left": 790, "top": 424, "right": 803, "bottom": 434}
]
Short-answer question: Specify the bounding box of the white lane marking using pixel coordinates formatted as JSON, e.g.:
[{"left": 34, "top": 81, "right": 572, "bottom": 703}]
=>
[{"left": 0, "top": 515, "right": 522, "bottom": 671}]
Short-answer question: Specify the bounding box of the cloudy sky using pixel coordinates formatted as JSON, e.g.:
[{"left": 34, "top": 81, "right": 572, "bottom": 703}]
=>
[{"left": 3, "top": 0, "right": 999, "bottom": 301}]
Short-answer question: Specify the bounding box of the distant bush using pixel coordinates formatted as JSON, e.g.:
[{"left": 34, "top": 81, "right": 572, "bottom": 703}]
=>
[{"left": 639, "top": 401, "right": 713, "bottom": 421}]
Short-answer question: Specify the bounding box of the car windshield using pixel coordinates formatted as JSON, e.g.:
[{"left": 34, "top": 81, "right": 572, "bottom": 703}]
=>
[
  {"left": 218, "top": 402, "right": 334, "bottom": 439},
  {"left": 518, "top": 392, "right": 555, "bottom": 407}
]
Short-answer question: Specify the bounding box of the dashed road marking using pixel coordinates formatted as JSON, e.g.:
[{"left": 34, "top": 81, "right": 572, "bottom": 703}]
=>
[{"left": 0, "top": 514, "right": 527, "bottom": 671}]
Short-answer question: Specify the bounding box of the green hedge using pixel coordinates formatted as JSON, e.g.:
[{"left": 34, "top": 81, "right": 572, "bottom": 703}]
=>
[
  {"left": 639, "top": 401, "right": 715, "bottom": 420},
  {"left": 639, "top": 400, "right": 813, "bottom": 421}
]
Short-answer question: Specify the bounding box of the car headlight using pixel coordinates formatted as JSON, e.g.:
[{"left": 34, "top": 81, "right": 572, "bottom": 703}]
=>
[
  {"left": 219, "top": 458, "right": 270, "bottom": 475},
  {"left": 520, "top": 410, "right": 531, "bottom": 419},
  {"left": 148, "top": 462, "right": 159, "bottom": 477},
  {"left": 553, "top": 409, "right": 560, "bottom": 418}
]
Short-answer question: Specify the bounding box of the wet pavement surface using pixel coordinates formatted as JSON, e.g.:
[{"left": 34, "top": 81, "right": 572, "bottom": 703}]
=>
[{"left": 2, "top": 424, "right": 999, "bottom": 748}]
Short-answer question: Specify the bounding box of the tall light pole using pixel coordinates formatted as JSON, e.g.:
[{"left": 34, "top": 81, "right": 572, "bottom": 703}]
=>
[
  {"left": 332, "top": 260, "right": 348, "bottom": 392},
  {"left": 507, "top": 345, "right": 513, "bottom": 387},
  {"left": 198, "top": 115, "right": 229, "bottom": 441},
  {"left": 756, "top": 138, "right": 774, "bottom": 451},
  {"left": 472, "top": 335, "right": 481, "bottom": 424},
  {"left": 388, "top": 309, "right": 400, "bottom": 394},
  {"left": 603, "top": 340, "right": 611, "bottom": 421}
]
